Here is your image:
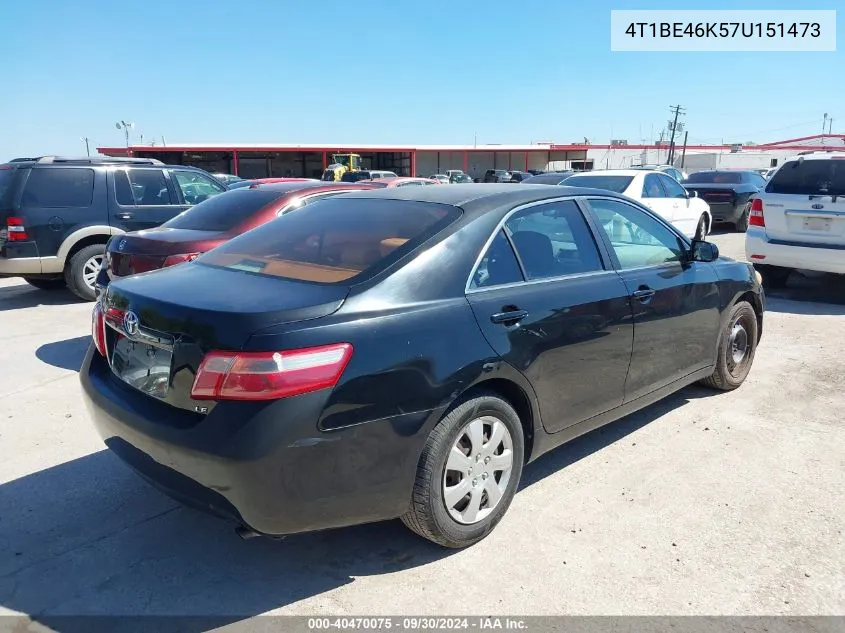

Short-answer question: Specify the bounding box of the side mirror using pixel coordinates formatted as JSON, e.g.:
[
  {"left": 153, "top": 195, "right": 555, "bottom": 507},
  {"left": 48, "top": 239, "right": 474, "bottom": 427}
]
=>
[
  {"left": 686, "top": 189, "right": 697, "bottom": 198},
  {"left": 691, "top": 240, "right": 719, "bottom": 263}
]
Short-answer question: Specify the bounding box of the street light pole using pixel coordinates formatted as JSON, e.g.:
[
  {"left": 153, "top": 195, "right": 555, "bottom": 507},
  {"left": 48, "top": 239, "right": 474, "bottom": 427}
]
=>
[
  {"left": 80, "top": 137, "right": 90, "bottom": 156},
  {"left": 115, "top": 120, "right": 135, "bottom": 148}
]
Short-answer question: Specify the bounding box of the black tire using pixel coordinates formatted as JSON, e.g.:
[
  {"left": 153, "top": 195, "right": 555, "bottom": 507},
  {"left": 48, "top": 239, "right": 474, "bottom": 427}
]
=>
[
  {"left": 23, "top": 277, "right": 66, "bottom": 291},
  {"left": 735, "top": 207, "right": 750, "bottom": 232},
  {"left": 64, "top": 244, "right": 106, "bottom": 302},
  {"left": 401, "top": 391, "right": 525, "bottom": 548},
  {"left": 695, "top": 214, "right": 709, "bottom": 240},
  {"left": 755, "top": 264, "right": 792, "bottom": 289},
  {"left": 700, "top": 301, "right": 759, "bottom": 391}
]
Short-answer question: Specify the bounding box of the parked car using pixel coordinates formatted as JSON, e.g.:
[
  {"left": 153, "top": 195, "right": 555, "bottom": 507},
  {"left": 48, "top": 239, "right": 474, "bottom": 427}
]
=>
[
  {"left": 95, "top": 181, "right": 379, "bottom": 294},
  {"left": 681, "top": 170, "right": 767, "bottom": 232},
  {"left": 361, "top": 177, "right": 440, "bottom": 187},
  {"left": 0, "top": 156, "right": 227, "bottom": 300},
  {"left": 526, "top": 169, "right": 546, "bottom": 175},
  {"left": 82, "top": 184, "right": 763, "bottom": 549},
  {"left": 429, "top": 174, "right": 450, "bottom": 185},
  {"left": 633, "top": 165, "right": 688, "bottom": 183},
  {"left": 483, "top": 169, "right": 512, "bottom": 183},
  {"left": 450, "top": 173, "right": 474, "bottom": 184},
  {"left": 507, "top": 171, "right": 531, "bottom": 183},
  {"left": 520, "top": 171, "right": 575, "bottom": 185},
  {"left": 228, "top": 178, "right": 318, "bottom": 190},
  {"left": 745, "top": 152, "right": 845, "bottom": 287},
  {"left": 562, "top": 169, "right": 712, "bottom": 239},
  {"left": 445, "top": 169, "right": 466, "bottom": 180},
  {"left": 341, "top": 170, "right": 398, "bottom": 182},
  {"left": 212, "top": 173, "right": 244, "bottom": 186}
]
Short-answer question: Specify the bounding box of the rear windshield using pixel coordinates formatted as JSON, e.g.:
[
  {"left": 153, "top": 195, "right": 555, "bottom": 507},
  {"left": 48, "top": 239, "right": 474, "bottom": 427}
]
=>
[
  {"left": 766, "top": 159, "right": 845, "bottom": 196},
  {"left": 684, "top": 172, "right": 742, "bottom": 184},
  {"left": 199, "top": 198, "right": 461, "bottom": 284},
  {"left": 562, "top": 175, "right": 633, "bottom": 193},
  {"left": 163, "top": 189, "right": 283, "bottom": 231},
  {"left": 522, "top": 173, "right": 571, "bottom": 185}
]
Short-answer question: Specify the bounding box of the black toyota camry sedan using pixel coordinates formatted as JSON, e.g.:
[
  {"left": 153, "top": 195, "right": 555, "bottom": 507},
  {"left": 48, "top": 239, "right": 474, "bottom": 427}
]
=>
[{"left": 80, "top": 184, "right": 764, "bottom": 549}]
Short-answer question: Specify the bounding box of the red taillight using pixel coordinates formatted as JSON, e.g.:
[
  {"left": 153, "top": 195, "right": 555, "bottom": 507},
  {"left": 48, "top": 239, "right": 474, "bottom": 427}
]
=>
[
  {"left": 6, "top": 216, "right": 28, "bottom": 242},
  {"left": 749, "top": 198, "right": 765, "bottom": 227},
  {"left": 191, "top": 343, "right": 353, "bottom": 401},
  {"left": 91, "top": 304, "right": 108, "bottom": 357},
  {"left": 163, "top": 253, "right": 200, "bottom": 267}
]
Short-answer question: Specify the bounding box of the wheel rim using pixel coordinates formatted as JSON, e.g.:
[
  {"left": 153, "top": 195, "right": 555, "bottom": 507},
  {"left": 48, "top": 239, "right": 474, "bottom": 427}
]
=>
[
  {"left": 727, "top": 316, "right": 752, "bottom": 376},
  {"left": 442, "top": 415, "right": 513, "bottom": 525},
  {"left": 82, "top": 255, "right": 103, "bottom": 290}
]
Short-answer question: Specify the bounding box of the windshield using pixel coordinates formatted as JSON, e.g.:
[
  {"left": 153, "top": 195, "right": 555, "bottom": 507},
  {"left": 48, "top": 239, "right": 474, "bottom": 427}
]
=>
[
  {"left": 765, "top": 159, "right": 845, "bottom": 196},
  {"left": 684, "top": 172, "right": 742, "bottom": 184},
  {"left": 164, "top": 189, "right": 284, "bottom": 232},
  {"left": 199, "top": 198, "right": 461, "bottom": 285},
  {"left": 561, "top": 174, "right": 633, "bottom": 193}
]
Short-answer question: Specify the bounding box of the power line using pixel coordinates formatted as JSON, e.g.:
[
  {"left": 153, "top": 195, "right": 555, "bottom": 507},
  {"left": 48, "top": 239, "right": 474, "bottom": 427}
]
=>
[{"left": 667, "top": 105, "right": 686, "bottom": 165}]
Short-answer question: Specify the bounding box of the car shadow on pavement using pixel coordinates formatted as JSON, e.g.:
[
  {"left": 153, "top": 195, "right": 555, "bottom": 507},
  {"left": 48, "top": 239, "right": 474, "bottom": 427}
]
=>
[
  {"left": 0, "top": 384, "right": 715, "bottom": 630},
  {"left": 0, "top": 282, "right": 83, "bottom": 312},
  {"left": 520, "top": 385, "right": 715, "bottom": 489},
  {"left": 764, "top": 272, "right": 845, "bottom": 315},
  {"left": 36, "top": 336, "right": 91, "bottom": 372}
]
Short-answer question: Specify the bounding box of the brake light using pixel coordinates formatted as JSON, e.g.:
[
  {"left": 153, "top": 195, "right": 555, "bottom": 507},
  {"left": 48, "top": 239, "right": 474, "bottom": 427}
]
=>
[
  {"left": 749, "top": 198, "right": 765, "bottom": 227},
  {"left": 91, "top": 304, "right": 107, "bottom": 357},
  {"left": 6, "top": 217, "right": 28, "bottom": 242},
  {"left": 191, "top": 343, "right": 353, "bottom": 401},
  {"left": 163, "top": 253, "right": 200, "bottom": 267}
]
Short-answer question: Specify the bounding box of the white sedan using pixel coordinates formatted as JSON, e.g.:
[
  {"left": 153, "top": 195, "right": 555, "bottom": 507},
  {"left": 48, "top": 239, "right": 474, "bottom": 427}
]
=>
[{"left": 562, "top": 169, "right": 712, "bottom": 239}]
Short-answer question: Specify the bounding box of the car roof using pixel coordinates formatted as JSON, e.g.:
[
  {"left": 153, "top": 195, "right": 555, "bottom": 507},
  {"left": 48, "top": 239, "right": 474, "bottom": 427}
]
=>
[
  {"left": 329, "top": 182, "right": 625, "bottom": 215},
  {"left": 783, "top": 151, "right": 845, "bottom": 161}
]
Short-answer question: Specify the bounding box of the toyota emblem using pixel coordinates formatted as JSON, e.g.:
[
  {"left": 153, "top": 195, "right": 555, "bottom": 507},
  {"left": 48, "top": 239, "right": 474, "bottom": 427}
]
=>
[
  {"left": 123, "top": 311, "right": 140, "bottom": 336},
  {"left": 117, "top": 238, "right": 127, "bottom": 251}
]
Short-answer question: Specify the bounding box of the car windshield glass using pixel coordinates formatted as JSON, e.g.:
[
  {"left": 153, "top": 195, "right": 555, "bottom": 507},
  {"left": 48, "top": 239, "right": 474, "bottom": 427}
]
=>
[
  {"left": 766, "top": 159, "right": 845, "bottom": 196},
  {"left": 199, "top": 198, "right": 461, "bottom": 285},
  {"left": 684, "top": 172, "right": 742, "bottom": 184},
  {"left": 164, "top": 189, "right": 283, "bottom": 231},
  {"left": 561, "top": 175, "right": 633, "bottom": 193},
  {"left": 521, "top": 173, "right": 570, "bottom": 185}
]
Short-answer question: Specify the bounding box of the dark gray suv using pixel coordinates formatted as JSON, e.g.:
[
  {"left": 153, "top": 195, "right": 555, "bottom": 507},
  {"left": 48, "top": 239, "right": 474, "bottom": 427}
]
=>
[{"left": 0, "top": 156, "right": 227, "bottom": 300}]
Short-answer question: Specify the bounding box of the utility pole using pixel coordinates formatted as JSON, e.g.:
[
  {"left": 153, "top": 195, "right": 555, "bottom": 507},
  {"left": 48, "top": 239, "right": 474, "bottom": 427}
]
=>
[
  {"left": 80, "top": 137, "right": 90, "bottom": 156},
  {"left": 657, "top": 129, "right": 665, "bottom": 163},
  {"left": 680, "top": 130, "right": 689, "bottom": 169},
  {"left": 667, "top": 104, "right": 686, "bottom": 165}
]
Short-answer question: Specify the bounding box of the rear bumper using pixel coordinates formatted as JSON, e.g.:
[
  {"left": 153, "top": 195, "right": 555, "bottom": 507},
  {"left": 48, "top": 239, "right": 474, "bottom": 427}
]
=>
[
  {"left": 79, "top": 346, "right": 427, "bottom": 536},
  {"left": 706, "top": 202, "right": 744, "bottom": 224},
  {"left": 745, "top": 228, "right": 845, "bottom": 275}
]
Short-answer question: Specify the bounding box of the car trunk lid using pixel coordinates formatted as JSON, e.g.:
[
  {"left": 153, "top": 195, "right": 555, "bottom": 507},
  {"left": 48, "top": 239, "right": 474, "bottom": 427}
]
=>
[
  {"left": 106, "top": 228, "right": 227, "bottom": 279},
  {"left": 760, "top": 158, "right": 845, "bottom": 244},
  {"left": 100, "top": 262, "right": 349, "bottom": 413}
]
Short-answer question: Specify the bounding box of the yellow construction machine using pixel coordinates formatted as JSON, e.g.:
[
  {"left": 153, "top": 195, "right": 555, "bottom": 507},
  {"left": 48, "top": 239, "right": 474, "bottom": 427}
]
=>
[{"left": 321, "top": 153, "right": 363, "bottom": 181}]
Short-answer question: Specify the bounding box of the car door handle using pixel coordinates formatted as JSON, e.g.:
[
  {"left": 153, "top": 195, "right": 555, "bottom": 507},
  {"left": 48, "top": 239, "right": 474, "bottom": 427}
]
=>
[
  {"left": 116, "top": 212, "right": 133, "bottom": 220},
  {"left": 490, "top": 309, "right": 529, "bottom": 325},
  {"left": 631, "top": 286, "right": 656, "bottom": 303}
]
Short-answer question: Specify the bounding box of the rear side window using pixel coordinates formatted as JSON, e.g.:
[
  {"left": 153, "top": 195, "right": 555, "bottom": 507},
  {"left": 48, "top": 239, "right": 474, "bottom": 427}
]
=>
[
  {"left": 199, "top": 198, "right": 461, "bottom": 284},
  {"left": 164, "top": 189, "right": 283, "bottom": 231},
  {"left": 115, "top": 169, "right": 174, "bottom": 206},
  {"left": 21, "top": 168, "right": 94, "bottom": 207},
  {"left": 766, "top": 160, "right": 845, "bottom": 196}
]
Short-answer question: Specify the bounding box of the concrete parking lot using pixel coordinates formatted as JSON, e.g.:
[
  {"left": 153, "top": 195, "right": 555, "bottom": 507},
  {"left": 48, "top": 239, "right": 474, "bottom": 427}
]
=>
[{"left": 1, "top": 231, "right": 843, "bottom": 622}]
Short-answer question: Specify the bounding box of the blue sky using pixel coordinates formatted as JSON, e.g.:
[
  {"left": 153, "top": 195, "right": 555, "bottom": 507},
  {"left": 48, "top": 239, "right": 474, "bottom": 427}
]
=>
[{"left": 1, "top": 0, "right": 842, "bottom": 158}]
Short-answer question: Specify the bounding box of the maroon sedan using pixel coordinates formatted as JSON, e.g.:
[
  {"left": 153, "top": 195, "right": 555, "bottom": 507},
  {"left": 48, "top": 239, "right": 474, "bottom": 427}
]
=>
[{"left": 95, "top": 181, "right": 378, "bottom": 292}]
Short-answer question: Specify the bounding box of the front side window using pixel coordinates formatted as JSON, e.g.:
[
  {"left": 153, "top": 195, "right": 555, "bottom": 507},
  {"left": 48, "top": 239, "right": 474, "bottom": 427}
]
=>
[
  {"left": 642, "top": 174, "right": 667, "bottom": 198},
  {"left": 588, "top": 198, "right": 687, "bottom": 270},
  {"left": 21, "top": 168, "right": 94, "bottom": 208},
  {"left": 504, "top": 200, "right": 604, "bottom": 280},
  {"left": 659, "top": 174, "right": 688, "bottom": 199},
  {"left": 172, "top": 170, "right": 226, "bottom": 205}
]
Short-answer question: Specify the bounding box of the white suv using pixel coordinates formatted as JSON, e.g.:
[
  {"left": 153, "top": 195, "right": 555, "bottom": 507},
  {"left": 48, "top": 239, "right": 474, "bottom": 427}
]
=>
[{"left": 745, "top": 152, "right": 845, "bottom": 287}]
